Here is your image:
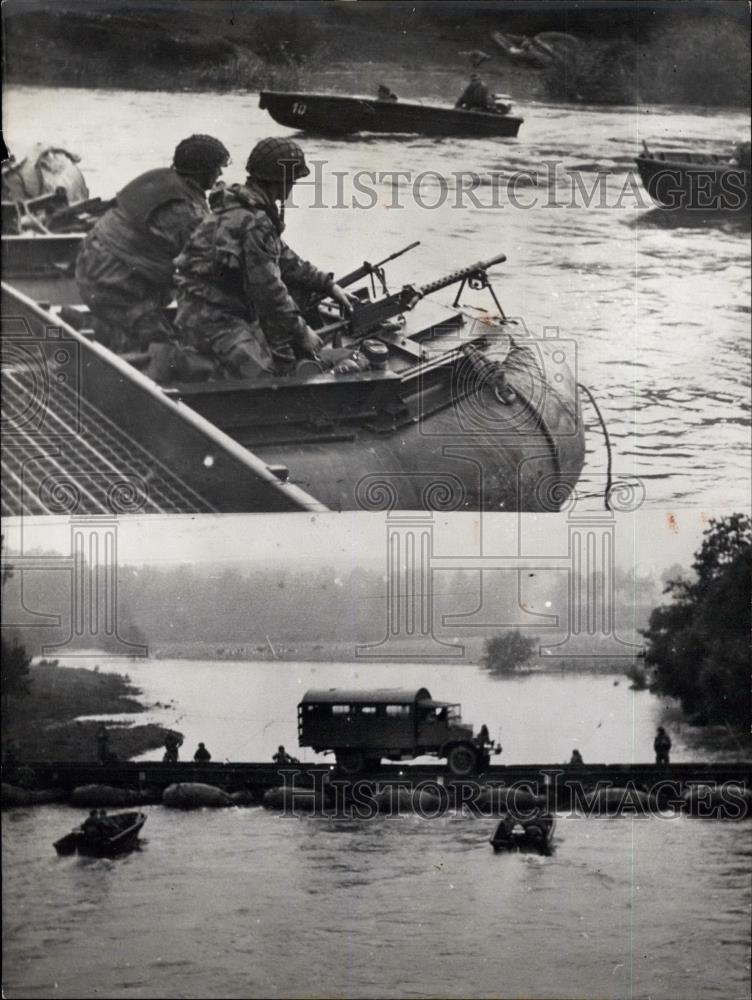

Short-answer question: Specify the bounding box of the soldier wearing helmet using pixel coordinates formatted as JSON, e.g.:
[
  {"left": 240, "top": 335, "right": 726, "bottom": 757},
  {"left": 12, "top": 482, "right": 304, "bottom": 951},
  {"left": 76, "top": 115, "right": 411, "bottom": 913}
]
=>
[
  {"left": 174, "top": 137, "right": 355, "bottom": 379},
  {"left": 75, "top": 134, "right": 229, "bottom": 381}
]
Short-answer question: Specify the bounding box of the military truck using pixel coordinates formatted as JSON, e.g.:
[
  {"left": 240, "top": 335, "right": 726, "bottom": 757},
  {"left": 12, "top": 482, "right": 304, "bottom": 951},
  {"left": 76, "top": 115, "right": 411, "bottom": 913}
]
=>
[{"left": 297, "top": 687, "right": 498, "bottom": 776}]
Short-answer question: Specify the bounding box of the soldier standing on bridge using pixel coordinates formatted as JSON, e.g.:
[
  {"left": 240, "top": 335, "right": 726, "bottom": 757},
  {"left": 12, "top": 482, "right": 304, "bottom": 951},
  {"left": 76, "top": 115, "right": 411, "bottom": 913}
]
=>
[
  {"left": 174, "top": 137, "right": 357, "bottom": 379},
  {"left": 273, "top": 745, "right": 299, "bottom": 765},
  {"left": 193, "top": 742, "right": 212, "bottom": 763},
  {"left": 163, "top": 731, "right": 183, "bottom": 763},
  {"left": 654, "top": 726, "right": 672, "bottom": 765}
]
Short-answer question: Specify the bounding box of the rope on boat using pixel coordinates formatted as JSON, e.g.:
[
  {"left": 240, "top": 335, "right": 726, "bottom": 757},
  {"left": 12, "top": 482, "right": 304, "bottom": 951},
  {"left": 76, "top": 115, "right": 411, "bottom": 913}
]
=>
[{"left": 577, "top": 382, "right": 613, "bottom": 511}]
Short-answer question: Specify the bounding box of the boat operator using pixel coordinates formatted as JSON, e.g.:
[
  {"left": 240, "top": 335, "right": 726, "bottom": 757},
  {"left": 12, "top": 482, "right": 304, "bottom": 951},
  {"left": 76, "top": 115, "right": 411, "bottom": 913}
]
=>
[
  {"left": 75, "top": 134, "right": 230, "bottom": 381},
  {"left": 455, "top": 73, "right": 495, "bottom": 111},
  {"left": 174, "top": 137, "right": 357, "bottom": 379}
]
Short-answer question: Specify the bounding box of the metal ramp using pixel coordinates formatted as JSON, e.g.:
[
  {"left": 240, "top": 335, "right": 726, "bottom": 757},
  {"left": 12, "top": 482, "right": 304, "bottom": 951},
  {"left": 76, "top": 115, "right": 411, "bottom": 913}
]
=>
[
  {"left": 2, "top": 366, "right": 216, "bottom": 515},
  {"left": 1, "top": 281, "right": 329, "bottom": 515}
]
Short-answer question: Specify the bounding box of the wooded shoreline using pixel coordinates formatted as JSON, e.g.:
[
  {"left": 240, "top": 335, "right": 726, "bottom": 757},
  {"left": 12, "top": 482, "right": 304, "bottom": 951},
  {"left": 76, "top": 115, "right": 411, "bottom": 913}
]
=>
[{"left": 3, "top": 2, "right": 749, "bottom": 108}]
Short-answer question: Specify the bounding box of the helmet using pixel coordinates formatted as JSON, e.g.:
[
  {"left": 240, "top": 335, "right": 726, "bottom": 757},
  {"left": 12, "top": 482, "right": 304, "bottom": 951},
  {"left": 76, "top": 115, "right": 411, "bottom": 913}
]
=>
[
  {"left": 173, "top": 135, "right": 230, "bottom": 174},
  {"left": 246, "top": 137, "right": 310, "bottom": 182}
]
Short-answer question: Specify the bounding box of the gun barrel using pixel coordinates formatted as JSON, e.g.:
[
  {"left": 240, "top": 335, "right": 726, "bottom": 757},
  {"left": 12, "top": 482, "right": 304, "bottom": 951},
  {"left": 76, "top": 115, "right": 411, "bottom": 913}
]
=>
[
  {"left": 321, "top": 252, "right": 507, "bottom": 344},
  {"left": 377, "top": 240, "right": 421, "bottom": 267},
  {"left": 336, "top": 241, "right": 421, "bottom": 289},
  {"left": 417, "top": 253, "right": 507, "bottom": 298},
  {"left": 336, "top": 262, "right": 373, "bottom": 289}
]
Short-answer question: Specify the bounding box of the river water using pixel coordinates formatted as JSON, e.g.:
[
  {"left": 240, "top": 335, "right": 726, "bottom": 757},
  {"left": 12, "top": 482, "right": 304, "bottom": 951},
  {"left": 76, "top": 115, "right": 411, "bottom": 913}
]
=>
[
  {"left": 4, "top": 87, "right": 751, "bottom": 508},
  {"left": 2, "top": 658, "right": 750, "bottom": 999}
]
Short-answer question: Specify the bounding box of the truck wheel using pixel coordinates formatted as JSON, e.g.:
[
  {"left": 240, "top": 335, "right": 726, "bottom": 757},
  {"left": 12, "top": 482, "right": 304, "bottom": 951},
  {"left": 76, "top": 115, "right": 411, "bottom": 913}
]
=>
[
  {"left": 335, "top": 750, "right": 366, "bottom": 776},
  {"left": 447, "top": 744, "right": 478, "bottom": 777}
]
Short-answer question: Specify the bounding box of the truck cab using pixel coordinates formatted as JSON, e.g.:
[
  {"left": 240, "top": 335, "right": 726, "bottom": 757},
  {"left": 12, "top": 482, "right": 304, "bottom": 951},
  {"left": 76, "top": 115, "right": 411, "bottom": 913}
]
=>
[{"left": 297, "top": 687, "right": 494, "bottom": 776}]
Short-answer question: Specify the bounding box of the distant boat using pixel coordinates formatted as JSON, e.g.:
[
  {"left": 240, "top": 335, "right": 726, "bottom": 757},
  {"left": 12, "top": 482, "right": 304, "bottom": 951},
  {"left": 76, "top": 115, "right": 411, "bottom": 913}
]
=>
[
  {"left": 492, "top": 30, "right": 580, "bottom": 69},
  {"left": 636, "top": 143, "right": 750, "bottom": 212},
  {"left": 259, "top": 91, "right": 523, "bottom": 138},
  {"left": 54, "top": 811, "right": 146, "bottom": 857},
  {"left": 489, "top": 812, "right": 556, "bottom": 854}
]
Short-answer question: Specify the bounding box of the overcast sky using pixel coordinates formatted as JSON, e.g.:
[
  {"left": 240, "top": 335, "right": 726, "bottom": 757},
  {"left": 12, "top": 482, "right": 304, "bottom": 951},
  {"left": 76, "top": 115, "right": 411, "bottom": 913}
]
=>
[{"left": 3, "top": 510, "right": 719, "bottom": 578}]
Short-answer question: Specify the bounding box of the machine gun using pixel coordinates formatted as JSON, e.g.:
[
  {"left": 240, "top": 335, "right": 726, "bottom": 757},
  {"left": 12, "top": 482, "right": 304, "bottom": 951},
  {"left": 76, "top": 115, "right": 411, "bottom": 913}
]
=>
[
  {"left": 46, "top": 195, "right": 114, "bottom": 232},
  {"left": 320, "top": 252, "right": 507, "bottom": 345},
  {"left": 11, "top": 188, "right": 71, "bottom": 233},
  {"left": 336, "top": 240, "right": 421, "bottom": 292},
  {"left": 14, "top": 188, "right": 114, "bottom": 234}
]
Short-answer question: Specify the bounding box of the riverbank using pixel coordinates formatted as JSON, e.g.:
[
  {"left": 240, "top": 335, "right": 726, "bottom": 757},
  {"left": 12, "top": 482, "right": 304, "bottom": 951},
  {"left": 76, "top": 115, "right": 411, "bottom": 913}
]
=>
[
  {"left": 3, "top": 2, "right": 749, "bottom": 108},
  {"left": 2, "top": 660, "right": 171, "bottom": 762},
  {"left": 149, "top": 638, "right": 637, "bottom": 674}
]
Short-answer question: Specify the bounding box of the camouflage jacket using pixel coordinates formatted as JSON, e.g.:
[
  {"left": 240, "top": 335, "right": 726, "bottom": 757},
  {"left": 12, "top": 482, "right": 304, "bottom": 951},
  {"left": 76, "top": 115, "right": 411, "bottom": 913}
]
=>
[{"left": 174, "top": 181, "right": 334, "bottom": 347}]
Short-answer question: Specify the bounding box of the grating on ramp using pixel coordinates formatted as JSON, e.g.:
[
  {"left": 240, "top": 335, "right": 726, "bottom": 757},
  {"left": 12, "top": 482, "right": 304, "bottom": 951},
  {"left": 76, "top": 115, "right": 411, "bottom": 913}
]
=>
[{"left": 2, "top": 364, "right": 218, "bottom": 515}]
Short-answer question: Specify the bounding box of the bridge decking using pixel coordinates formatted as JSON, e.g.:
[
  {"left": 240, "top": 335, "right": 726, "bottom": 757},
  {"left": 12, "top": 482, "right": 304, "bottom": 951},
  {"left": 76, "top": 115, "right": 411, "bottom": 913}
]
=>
[{"left": 16, "top": 759, "right": 752, "bottom": 798}]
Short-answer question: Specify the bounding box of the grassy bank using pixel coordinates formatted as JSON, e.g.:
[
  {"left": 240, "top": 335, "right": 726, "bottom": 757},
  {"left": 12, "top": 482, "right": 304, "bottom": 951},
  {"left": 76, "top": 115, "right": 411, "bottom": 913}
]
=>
[
  {"left": 150, "top": 638, "right": 635, "bottom": 675},
  {"left": 2, "top": 661, "right": 170, "bottom": 762},
  {"left": 3, "top": 1, "right": 749, "bottom": 107}
]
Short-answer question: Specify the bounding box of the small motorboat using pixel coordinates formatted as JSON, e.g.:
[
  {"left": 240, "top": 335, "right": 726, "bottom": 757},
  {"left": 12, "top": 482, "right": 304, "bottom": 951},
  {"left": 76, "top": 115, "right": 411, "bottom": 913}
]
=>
[
  {"left": 489, "top": 812, "right": 556, "bottom": 854},
  {"left": 259, "top": 91, "right": 523, "bottom": 138},
  {"left": 636, "top": 142, "right": 750, "bottom": 213},
  {"left": 54, "top": 811, "right": 147, "bottom": 857}
]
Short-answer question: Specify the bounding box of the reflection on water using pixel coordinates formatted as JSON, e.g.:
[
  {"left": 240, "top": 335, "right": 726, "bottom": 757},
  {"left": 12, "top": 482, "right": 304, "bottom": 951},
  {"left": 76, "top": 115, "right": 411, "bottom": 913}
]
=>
[
  {"left": 3, "top": 805, "right": 750, "bottom": 999},
  {"left": 4, "top": 86, "right": 750, "bottom": 507},
  {"left": 102, "top": 657, "right": 683, "bottom": 766}
]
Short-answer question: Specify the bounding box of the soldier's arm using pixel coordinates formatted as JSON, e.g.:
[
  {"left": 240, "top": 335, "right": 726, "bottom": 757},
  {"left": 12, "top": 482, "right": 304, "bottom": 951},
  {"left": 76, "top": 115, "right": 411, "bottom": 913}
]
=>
[
  {"left": 278, "top": 241, "right": 334, "bottom": 296},
  {"left": 279, "top": 241, "right": 356, "bottom": 315},
  {"left": 241, "top": 213, "right": 313, "bottom": 344}
]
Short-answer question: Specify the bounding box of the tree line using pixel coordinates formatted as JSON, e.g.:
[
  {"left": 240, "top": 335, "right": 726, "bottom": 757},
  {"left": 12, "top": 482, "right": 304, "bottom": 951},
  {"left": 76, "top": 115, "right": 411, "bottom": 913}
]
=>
[
  {"left": 642, "top": 514, "right": 751, "bottom": 733},
  {"left": 480, "top": 516, "right": 751, "bottom": 734},
  {"left": 2, "top": 557, "right": 658, "bottom": 655}
]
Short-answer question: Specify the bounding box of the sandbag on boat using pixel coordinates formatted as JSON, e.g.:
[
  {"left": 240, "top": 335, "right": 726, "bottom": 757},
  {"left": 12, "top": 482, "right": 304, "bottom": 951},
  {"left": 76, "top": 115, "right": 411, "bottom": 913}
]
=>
[
  {"left": 2, "top": 143, "right": 90, "bottom": 203},
  {"left": 584, "top": 787, "right": 652, "bottom": 816},
  {"left": 261, "top": 786, "right": 328, "bottom": 812},
  {"left": 70, "top": 784, "right": 146, "bottom": 807},
  {"left": 162, "top": 782, "right": 233, "bottom": 809}
]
